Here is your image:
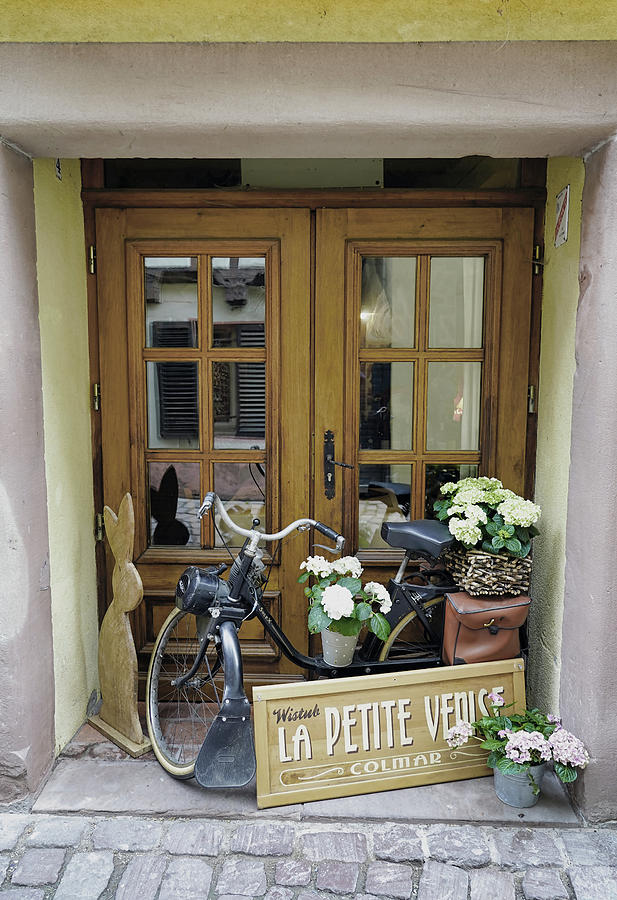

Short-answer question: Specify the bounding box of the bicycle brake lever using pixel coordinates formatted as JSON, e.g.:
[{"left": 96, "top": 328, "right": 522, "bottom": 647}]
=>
[{"left": 313, "top": 542, "right": 343, "bottom": 555}]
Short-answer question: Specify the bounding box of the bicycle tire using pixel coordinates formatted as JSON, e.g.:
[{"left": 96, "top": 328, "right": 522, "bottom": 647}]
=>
[
  {"left": 378, "top": 594, "right": 445, "bottom": 662},
  {"left": 146, "top": 608, "right": 224, "bottom": 779}
]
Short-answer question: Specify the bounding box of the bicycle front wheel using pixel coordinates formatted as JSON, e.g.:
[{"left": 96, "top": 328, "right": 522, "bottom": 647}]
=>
[
  {"left": 146, "top": 608, "right": 224, "bottom": 779},
  {"left": 378, "top": 595, "right": 445, "bottom": 662}
]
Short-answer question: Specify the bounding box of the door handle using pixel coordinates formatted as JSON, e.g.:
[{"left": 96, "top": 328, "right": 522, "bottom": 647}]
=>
[{"left": 323, "top": 430, "right": 354, "bottom": 500}]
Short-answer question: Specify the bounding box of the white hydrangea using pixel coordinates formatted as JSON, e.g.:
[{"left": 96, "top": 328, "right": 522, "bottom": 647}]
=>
[
  {"left": 463, "top": 504, "right": 488, "bottom": 525},
  {"left": 497, "top": 497, "right": 541, "bottom": 528},
  {"left": 331, "top": 556, "right": 363, "bottom": 578},
  {"left": 440, "top": 481, "right": 458, "bottom": 495},
  {"left": 457, "top": 476, "right": 502, "bottom": 492},
  {"left": 448, "top": 517, "right": 482, "bottom": 546},
  {"left": 364, "top": 582, "right": 392, "bottom": 614},
  {"left": 300, "top": 555, "right": 332, "bottom": 579},
  {"left": 486, "top": 487, "right": 515, "bottom": 503},
  {"left": 321, "top": 584, "right": 355, "bottom": 620},
  {"left": 447, "top": 505, "right": 466, "bottom": 517},
  {"left": 453, "top": 487, "right": 487, "bottom": 505}
]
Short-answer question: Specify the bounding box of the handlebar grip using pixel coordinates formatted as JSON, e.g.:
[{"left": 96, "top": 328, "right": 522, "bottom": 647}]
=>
[
  {"left": 314, "top": 521, "right": 345, "bottom": 546},
  {"left": 198, "top": 492, "right": 216, "bottom": 517}
]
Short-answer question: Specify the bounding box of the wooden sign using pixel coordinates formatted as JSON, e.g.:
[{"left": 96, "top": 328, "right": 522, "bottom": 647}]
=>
[{"left": 254, "top": 659, "right": 525, "bottom": 809}]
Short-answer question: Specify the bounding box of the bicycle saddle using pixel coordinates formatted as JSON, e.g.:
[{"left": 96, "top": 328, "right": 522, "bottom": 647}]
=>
[{"left": 381, "top": 519, "right": 453, "bottom": 558}]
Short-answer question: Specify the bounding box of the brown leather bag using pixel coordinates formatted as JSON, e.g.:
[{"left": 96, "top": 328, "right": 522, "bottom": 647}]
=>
[{"left": 442, "top": 591, "right": 531, "bottom": 666}]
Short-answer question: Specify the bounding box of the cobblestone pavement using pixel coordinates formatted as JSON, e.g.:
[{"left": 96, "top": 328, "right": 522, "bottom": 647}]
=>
[{"left": 0, "top": 813, "right": 616, "bottom": 899}]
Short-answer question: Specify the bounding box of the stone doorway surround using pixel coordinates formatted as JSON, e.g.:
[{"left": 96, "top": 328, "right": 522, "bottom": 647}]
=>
[{"left": 1, "top": 40, "right": 617, "bottom": 820}]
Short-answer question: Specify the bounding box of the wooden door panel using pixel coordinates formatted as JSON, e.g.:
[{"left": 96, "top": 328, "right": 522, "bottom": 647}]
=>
[
  {"left": 97, "top": 208, "right": 311, "bottom": 684},
  {"left": 314, "top": 207, "right": 534, "bottom": 564}
]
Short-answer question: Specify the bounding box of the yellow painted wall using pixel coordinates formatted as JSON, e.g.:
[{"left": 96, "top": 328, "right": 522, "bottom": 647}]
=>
[
  {"left": 529, "top": 158, "right": 584, "bottom": 712},
  {"left": 2, "top": 0, "right": 617, "bottom": 42},
  {"left": 33, "top": 159, "right": 99, "bottom": 752}
]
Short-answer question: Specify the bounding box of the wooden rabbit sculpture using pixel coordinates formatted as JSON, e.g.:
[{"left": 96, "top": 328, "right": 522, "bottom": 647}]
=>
[{"left": 90, "top": 492, "right": 150, "bottom": 754}]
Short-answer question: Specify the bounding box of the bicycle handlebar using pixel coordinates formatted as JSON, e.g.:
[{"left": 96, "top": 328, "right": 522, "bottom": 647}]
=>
[{"left": 198, "top": 492, "right": 345, "bottom": 553}]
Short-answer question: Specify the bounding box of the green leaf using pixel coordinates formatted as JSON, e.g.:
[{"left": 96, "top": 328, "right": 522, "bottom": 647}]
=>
[
  {"left": 515, "top": 526, "right": 529, "bottom": 541},
  {"left": 480, "top": 739, "right": 505, "bottom": 751},
  {"left": 319, "top": 576, "right": 334, "bottom": 588},
  {"left": 298, "top": 572, "right": 310, "bottom": 583},
  {"left": 485, "top": 522, "right": 499, "bottom": 537},
  {"left": 505, "top": 537, "right": 522, "bottom": 553},
  {"left": 486, "top": 751, "right": 499, "bottom": 769},
  {"left": 354, "top": 601, "right": 373, "bottom": 621},
  {"left": 329, "top": 617, "right": 363, "bottom": 636},
  {"left": 492, "top": 536, "right": 505, "bottom": 550},
  {"left": 496, "top": 757, "right": 528, "bottom": 776},
  {"left": 369, "top": 612, "right": 391, "bottom": 641},
  {"left": 554, "top": 762, "right": 579, "bottom": 783},
  {"left": 492, "top": 513, "right": 504, "bottom": 526},
  {"left": 437, "top": 508, "right": 450, "bottom": 521},
  {"left": 304, "top": 586, "right": 312, "bottom": 596},
  {"left": 528, "top": 525, "right": 540, "bottom": 537},
  {"left": 312, "top": 585, "right": 323, "bottom": 601},
  {"left": 482, "top": 540, "right": 496, "bottom": 553},
  {"left": 308, "top": 604, "right": 332, "bottom": 634},
  {"left": 504, "top": 524, "right": 515, "bottom": 537},
  {"left": 501, "top": 717, "right": 513, "bottom": 730},
  {"left": 518, "top": 540, "right": 531, "bottom": 558},
  {"left": 337, "top": 576, "right": 362, "bottom": 594}
]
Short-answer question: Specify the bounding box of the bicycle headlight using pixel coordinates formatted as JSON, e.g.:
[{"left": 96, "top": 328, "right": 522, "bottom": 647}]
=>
[{"left": 175, "top": 565, "right": 230, "bottom": 615}]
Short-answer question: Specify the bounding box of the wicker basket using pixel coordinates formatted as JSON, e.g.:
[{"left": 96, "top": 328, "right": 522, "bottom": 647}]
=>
[{"left": 441, "top": 546, "right": 532, "bottom": 597}]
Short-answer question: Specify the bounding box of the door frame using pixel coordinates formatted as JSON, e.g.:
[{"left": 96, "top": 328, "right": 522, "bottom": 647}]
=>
[{"left": 82, "top": 164, "right": 546, "bottom": 628}]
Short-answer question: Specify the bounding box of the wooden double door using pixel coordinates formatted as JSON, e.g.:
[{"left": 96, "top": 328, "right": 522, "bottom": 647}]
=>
[{"left": 95, "top": 204, "right": 534, "bottom": 688}]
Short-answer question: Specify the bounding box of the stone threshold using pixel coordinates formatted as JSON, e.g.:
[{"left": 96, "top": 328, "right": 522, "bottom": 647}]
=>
[{"left": 31, "top": 725, "right": 580, "bottom": 826}]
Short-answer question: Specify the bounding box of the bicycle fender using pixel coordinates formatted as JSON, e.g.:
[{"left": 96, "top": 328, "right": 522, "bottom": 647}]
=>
[{"left": 194, "top": 620, "right": 256, "bottom": 789}]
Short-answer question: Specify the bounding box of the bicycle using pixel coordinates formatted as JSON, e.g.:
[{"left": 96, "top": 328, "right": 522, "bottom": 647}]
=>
[{"left": 145, "top": 491, "right": 457, "bottom": 787}]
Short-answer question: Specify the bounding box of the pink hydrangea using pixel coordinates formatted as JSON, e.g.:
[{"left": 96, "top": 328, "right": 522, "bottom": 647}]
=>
[
  {"left": 548, "top": 728, "right": 590, "bottom": 769},
  {"left": 488, "top": 691, "right": 505, "bottom": 707},
  {"left": 504, "top": 730, "right": 552, "bottom": 764},
  {"left": 446, "top": 721, "right": 473, "bottom": 748}
]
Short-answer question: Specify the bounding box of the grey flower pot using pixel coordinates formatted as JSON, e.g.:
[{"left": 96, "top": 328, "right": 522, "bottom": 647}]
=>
[
  {"left": 320, "top": 628, "right": 357, "bottom": 667},
  {"left": 493, "top": 762, "right": 548, "bottom": 808}
]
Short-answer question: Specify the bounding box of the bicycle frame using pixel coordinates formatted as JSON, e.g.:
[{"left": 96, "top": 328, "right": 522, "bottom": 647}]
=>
[
  {"left": 152, "top": 492, "right": 456, "bottom": 789},
  {"left": 186, "top": 491, "right": 452, "bottom": 678}
]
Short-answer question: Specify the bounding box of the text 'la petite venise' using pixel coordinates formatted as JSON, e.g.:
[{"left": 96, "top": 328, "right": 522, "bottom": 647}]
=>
[{"left": 275, "top": 686, "right": 504, "bottom": 763}]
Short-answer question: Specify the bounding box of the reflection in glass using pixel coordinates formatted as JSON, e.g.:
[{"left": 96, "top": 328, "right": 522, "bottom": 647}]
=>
[
  {"left": 146, "top": 361, "right": 199, "bottom": 450},
  {"left": 214, "top": 463, "right": 266, "bottom": 547},
  {"left": 212, "top": 257, "right": 265, "bottom": 348},
  {"left": 144, "top": 257, "right": 198, "bottom": 348},
  {"left": 148, "top": 462, "right": 201, "bottom": 547},
  {"left": 358, "top": 464, "right": 412, "bottom": 550},
  {"left": 360, "top": 362, "right": 413, "bottom": 451},
  {"left": 424, "top": 464, "right": 479, "bottom": 519},
  {"left": 426, "top": 362, "right": 482, "bottom": 451},
  {"left": 429, "top": 257, "right": 484, "bottom": 348},
  {"left": 212, "top": 361, "right": 266, "bottom": 450},
  {"left": 361, "top": 257, "right": 416, "bottom": 349}
]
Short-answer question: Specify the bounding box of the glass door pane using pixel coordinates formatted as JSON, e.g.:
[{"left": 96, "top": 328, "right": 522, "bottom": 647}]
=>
[
  {"left": 428, "top": 257, "right": 484, "bottom": 348},
  {"left": 361, "top": 257, "right": 416, "bottom": 348},
  {"left": 144, "top": 257, "right": 198, "bottom": 348}
]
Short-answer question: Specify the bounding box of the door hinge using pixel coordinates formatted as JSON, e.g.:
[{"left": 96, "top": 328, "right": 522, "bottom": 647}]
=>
[
  {"left": 532, "top": 244, "right": 544, "bottom": 275},
  {"left": 95, "top": 512, "right": 105, "bottom": 542},
  {"left": 93, "top": 383, "right": 101, "bottom": 411},
  {"left": 528, "top": 385, "right": 537, "bottom": 414},
  {"left": 88, "top": 244, "right": 96, "bottom": 275}
]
